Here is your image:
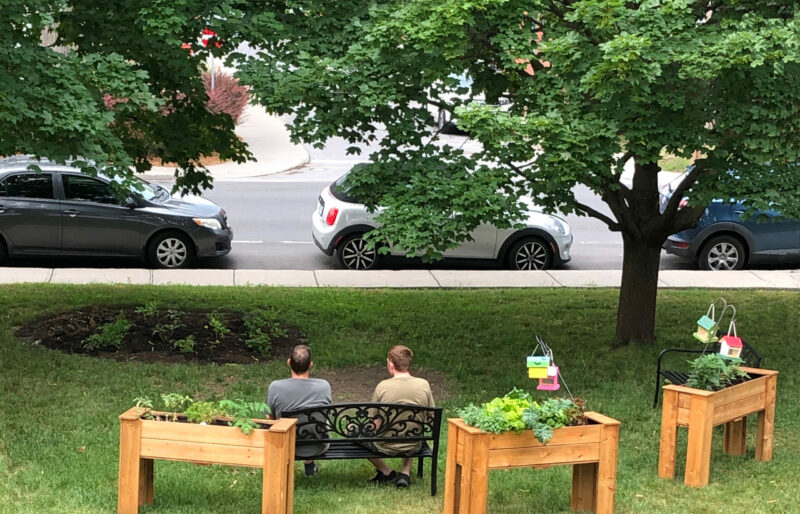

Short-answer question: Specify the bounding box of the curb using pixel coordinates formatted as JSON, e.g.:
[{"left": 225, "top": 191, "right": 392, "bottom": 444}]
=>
[{"left": 1, "top": 269, "right": 799, "bottom": 289}]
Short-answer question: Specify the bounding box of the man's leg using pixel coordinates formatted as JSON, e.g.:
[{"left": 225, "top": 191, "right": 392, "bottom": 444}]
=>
[
  {"left": 395, "top": 458, "right": 413, "bottom": 488},
  {"left": 304, "top": 459, "right": 318, "bottom": 476},
  {"left": 368, "top": 458, "right": 397, "bottom": 483}
]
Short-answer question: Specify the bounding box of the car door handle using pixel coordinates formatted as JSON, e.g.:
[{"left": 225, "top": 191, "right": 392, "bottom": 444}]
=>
[
  {"left": 732, "top": 210, "right": 744, "bottom": 215},
  {"left": 63, "top": 209, "right": 80, "bottom": 217},
  {"left": 0, "top": 205, "right": 5, "bottom": 214}
]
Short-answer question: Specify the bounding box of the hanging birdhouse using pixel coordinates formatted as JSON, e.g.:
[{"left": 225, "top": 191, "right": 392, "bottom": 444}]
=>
[
  {"left": 527, "top": 356, "right": 549, "bottom": 379},
  {"left": 693, "top": 315, "right": 718, "bottom": 343},
  {"left": 537, "top": 366, "right": 561, "bottom": 391},
  {"left": 718, "top": 318, "right": 742, "bottom": 359},
  {"left": 719, "top": 335, "right": 743, "bottom": 359}
]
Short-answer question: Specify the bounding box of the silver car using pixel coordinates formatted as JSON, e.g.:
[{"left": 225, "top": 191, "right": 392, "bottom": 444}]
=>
[
  {"left": 0, "top": 156, "right": 232, "bottom": 268},
  {"left": 312, "top": 170, "right": 572, "bottom": 270}
]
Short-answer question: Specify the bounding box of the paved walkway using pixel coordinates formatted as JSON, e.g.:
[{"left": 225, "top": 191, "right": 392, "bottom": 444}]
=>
[
  {"left": 2, "top": 268, "right": 799, "bottom": 288},
  {"left": 138, "top": 105, "right": 309, "bottom": 181}
]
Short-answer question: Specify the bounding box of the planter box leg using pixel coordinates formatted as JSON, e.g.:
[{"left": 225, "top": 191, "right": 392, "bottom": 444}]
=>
[
  {"left": 723, "top": 418, "right": 747, "bottom": 456},
  {"left": 684, "top": 396, "right": 713, "bottom": 487},
  {"left": 595, "top": 423, "right": 619, "bottom": 514},
  {"left": 139, "top": 458, "right": 154, "bottom": 505},
  {"left": 571, "top": 463, "right": 597, "bottom": 512},
  {"left": 118, "top": 418, "right": 142, "bottom": 514},
  {"left": 444, "top": 422, "right": 461, "bottom": 513},
  {"left": 262, "top": 424, "right": 295, "bottom": 514},
  {"left": 756, "top": 373, "right": 777, "bottom": 461},
  {"left": 658, "top": 389, "right": 679, "bottom": 480}
]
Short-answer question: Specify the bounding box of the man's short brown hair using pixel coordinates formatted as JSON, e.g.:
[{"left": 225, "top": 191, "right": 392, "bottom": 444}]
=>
[
  {"left": 388, "top": 345, "right": 413, "bottom": 372},
  {"left": 290, "top": 344, "right": 312, "bottom": 373}
]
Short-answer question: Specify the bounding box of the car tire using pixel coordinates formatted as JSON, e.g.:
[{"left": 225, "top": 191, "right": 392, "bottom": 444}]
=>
[
  {"left": 0, "top": 237, "right": 7, "bottom": 266},
  {"left": 698, "top": 235, "right": 746, "bottom": 271},
  {"left": 147, "top": 231, "right": 194, "bottom": 269},
  {"left": 336, "top": 233, "right": 379, "bottom": 270},
  {"left": 506, "top": 237, "right": 552, "bottom": 270}
]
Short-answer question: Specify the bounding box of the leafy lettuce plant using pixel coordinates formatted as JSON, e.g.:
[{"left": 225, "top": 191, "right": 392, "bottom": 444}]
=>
[{"left": 459, "top": 389, "right": 585, "bottom": 443}]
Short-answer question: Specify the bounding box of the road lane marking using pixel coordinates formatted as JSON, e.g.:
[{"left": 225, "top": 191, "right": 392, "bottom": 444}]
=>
[{"left": 232, "top": 240, "right": 263, "bottom": 244}]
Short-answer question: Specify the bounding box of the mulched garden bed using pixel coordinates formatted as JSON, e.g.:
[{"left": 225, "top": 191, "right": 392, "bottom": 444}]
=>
[{"left": 15, "top": 306, "right": 306, "bottom": 365}]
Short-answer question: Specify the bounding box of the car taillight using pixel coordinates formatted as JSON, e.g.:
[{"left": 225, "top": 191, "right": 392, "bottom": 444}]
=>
[
  {"left": 326, "top": 207, "right": 339, "bottom": 226},
  {"left": 674, "top": 242, "right": 689, "bottom": 249},
  {"left": 678, "top": 198, "right": 688, "bottom": 209}
]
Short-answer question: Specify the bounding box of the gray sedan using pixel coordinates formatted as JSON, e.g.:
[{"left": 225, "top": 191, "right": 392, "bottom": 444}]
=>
[{"left": 0, "top": 156, "right": 232, "bottom": 268}]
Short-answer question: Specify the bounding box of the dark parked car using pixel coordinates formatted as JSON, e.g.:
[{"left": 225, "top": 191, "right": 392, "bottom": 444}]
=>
[
  {"left": 660, "top": 171, "right": 800, "bottom": 270},
  {"left": 0, "top": 156, "right": 232, "bottom": 268}
]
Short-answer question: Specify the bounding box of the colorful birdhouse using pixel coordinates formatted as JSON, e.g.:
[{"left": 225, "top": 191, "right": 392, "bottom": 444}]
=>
[
  {"left": 527, "top": 356, "right": 550, "bottom": 379},
  {"left": 719, "top": 335, "right": 743, "bottom": 359},
  {"left": 537, "top": 366, "right": 561, "bottom": 391},
  {"left": 693, "top": 315, "right": 718, "bottom": 343}
]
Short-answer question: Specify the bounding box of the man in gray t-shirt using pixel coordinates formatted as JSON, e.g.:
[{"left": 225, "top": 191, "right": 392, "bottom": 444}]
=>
[{"left": 266, "top": 344, "right": 331, "bottom": 475}]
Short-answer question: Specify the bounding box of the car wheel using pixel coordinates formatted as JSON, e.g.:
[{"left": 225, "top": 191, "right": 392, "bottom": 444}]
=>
[
  {"left": 337, "top": 234, "right": 379, "bottom": 270},
  {"left": 506, "top": 237, "right": 552, "bottom": 270},
  {"left": 147, "top": 231, "right": 194, "bottom": 269},
  {"left": 0, "top": 237, "right": 7, "bottom": 266},
  {"left": 698, "top": 235, "right": 746, "bottom": 271}
]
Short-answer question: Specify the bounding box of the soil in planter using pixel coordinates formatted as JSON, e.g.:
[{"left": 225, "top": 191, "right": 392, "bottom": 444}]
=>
[{"left": 15, "top": 306, "right": 305, "bottom": 365}]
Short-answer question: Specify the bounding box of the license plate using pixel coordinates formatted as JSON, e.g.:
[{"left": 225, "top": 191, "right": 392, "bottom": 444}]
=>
[{"left": 317, "top": 197, "right": 325, "bottom": 217}]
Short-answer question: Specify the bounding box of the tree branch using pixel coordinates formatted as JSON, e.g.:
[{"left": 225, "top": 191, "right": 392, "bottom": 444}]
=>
[{"left": 574, "top": 201, "right": 622, "bottom": 231}]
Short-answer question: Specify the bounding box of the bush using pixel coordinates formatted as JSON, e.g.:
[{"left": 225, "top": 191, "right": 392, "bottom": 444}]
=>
[
  {"left": 202, "top": 72, "right": 249, "bottom": 125},
  {"left": 82, "top": 313, "right": 131, "bottom": 350}
]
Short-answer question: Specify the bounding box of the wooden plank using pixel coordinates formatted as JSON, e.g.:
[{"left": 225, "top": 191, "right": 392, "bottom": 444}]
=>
[
  {"left": 140, "top": 438, "right": 264, "bottom": 468},
  {"left": 468, "top": 431, "right": 490, "bottom": 514},
  {"left": 678, "top": 395, "right": 692, "bottom": 409},
  {"left": 756, "top": 373, "right": 778, "bottom": 461},
  {"left": 708, "top": 375, "right": 766, "bottom": 406},
  {"left": 141, "top": 419, "right": 266, "bottom": 448},
  {"left": 658, "top": 388, "right": 679, "bottom": 480},
  {"left": 712, "top": 393, "right": 766, "bottom": 425},
  {"left": 676, "top": 407, "right": 691, "bottom": 426},
  {"left": 118, "top": 417, "right": 142, "bottom": 514},
  {"left": 684, "top": 395, "right": 714, "bottom": 487},
  {"left": 663, "top": 384, "right": 713, "bottom": 397},
  {"left": 488, "top": 424, "right": 601, "bottom": 450},
  {"left": 739, "top": 367, "right": 779, "bottom": 377},
  {"left": 596, "top": 423, "right": 619, "bottom": 514},
  {"left": 571, "top": 463, "right": 597, "bottom": 512},
  {"left": 443, "top": 420, "right": 461, "bottom": 514},
  {"left": 487, "top": 443, "right": 599, "bottom": 469},
  {"left": 584, "top": 412, "right": 620, "bottom": 426},
  {"left": 723, "top": 418, "right": 747, "bottom": 456}
]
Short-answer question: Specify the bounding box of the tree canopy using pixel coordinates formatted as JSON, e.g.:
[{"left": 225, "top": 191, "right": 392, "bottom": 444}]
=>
[
  {"left": 234, "top": 0, "right": 800, "bottom": 344},
  {"left": 1, "top": 0, "right": 250, "bottom": 191}
]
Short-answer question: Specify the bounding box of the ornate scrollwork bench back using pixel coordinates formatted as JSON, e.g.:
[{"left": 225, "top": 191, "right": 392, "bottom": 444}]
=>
[{"left": 282, "top": 403, "right": 443, "bottom": 495}]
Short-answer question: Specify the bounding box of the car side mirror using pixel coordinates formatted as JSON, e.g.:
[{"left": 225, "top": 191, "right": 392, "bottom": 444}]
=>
[{"left": 124, "top": 197, "right": 139, "bottom": 209}]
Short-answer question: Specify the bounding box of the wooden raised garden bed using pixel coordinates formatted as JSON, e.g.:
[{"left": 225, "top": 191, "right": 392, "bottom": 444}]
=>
[
  {"left": 658, "top": 367, "right": 778, "bottom": 487},
  {"left": 443, "top": 412, "right": 620, "bottom": 514},
  {"left": 118, "top": 408, "right": 296, "bottom": 514}
]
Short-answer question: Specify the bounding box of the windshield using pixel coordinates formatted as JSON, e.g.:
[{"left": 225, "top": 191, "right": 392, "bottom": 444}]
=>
[
  {"left": 330, "top": 168, "right": 361, "bottom": 203},
  {"left": 111, "top": 175, "right": 160, "bottom": 201}
]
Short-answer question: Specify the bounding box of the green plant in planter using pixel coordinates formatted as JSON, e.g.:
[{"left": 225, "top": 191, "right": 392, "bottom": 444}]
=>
[
  {"left": 458, "top": 388, "right": 584, "bottom": 443},
  {"left": 218, "top": 399, "right": 271, "bottom": 435},
  {"left": 161, "top": 393, "right": 192, "bottom": 422},
  {"left": 184, "top": 401, "right": 219, "bottom": 424},
  {"left": 686, "top": 354, "right": 750, "bottom": 391},
  {"left": 82, "top": 313, "right": 131, "bottom": 350}
]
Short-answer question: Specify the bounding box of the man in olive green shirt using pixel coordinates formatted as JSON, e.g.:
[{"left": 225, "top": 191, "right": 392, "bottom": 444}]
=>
[{"left": 367, "top": 345, "right": 434, "bottom": 488}]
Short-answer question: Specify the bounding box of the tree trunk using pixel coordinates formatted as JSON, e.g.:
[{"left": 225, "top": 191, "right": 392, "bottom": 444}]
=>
[{"left": 614, "top": 234, "right": 663, "bottom": 346}]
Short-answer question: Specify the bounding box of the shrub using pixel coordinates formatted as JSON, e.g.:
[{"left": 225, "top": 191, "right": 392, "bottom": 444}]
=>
[
  {"left": 202, "top": 71, "right": 249, "bottom": 125},
  {"left": 83, "top": 313, "right": 131, "bottom": 350}
]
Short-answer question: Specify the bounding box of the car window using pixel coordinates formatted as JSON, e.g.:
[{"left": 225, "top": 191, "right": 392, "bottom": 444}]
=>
[
  {"left": 330, "top": 169, "right": 361, "bottom": 203},
  {"left": 62, "top": 174, "right": 118, "bottom": 204},
  {"left": 0, "top": 173, "right": 54, "bottom": 199}
]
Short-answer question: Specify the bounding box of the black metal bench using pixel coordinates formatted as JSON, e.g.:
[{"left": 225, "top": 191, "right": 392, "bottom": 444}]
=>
[
  {"left": 653, "top": 335, "right": 762, "bottom": 408},
  {"left": 282, "top": 403, "right": 443, "bottom": 495}
]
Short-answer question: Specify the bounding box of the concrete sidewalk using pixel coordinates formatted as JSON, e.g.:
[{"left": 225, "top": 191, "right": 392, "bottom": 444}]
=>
[
  {"left": 138, "top": 104, "right": 309, "bottom": 181},
  {"left": 2, "top": 268, "right": 800, "bottom": 289}
]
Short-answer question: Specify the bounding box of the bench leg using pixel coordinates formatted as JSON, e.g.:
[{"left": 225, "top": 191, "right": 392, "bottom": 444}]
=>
[
  {"left": 417, "top": 456, "right": 424, "bottom": 479},
  {"left": 430, "top": 457, "right": 437, "bottom": 496}
]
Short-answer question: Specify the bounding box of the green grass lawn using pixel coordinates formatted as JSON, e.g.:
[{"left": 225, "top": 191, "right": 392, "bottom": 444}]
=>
[{"left": 0, "top": 285, "right": 797, "bottom": 513}]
